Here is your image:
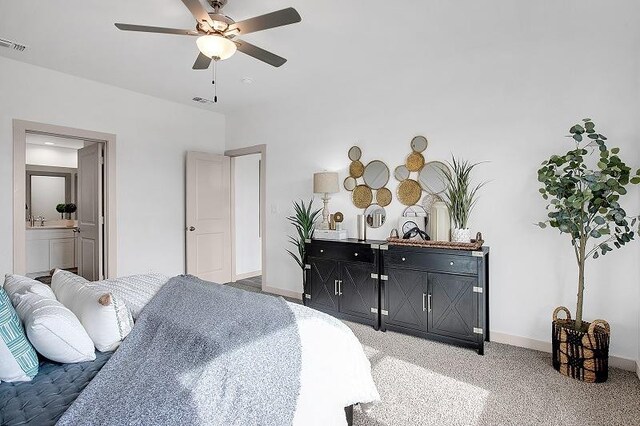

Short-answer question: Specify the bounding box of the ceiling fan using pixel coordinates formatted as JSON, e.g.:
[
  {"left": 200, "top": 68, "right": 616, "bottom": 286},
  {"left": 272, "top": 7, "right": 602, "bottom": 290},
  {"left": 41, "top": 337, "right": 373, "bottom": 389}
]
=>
[{"left": 115, "top": 0, "right": 301, "bottom": 70}]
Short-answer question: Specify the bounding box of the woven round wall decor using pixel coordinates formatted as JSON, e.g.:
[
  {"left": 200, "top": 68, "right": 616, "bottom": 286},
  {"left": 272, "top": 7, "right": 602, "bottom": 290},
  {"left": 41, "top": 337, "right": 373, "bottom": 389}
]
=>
[
  {"left": 349, "top": 160, "right": 365, "bottom": 178},
  {"left": 406, "top": 152, "right": 425, "bottom": 172},
  {"left": 376, "top": 187, "right": 392, "bottom": 207},
  {"left": 352, "top": 185, "right": 373, "bottom": 209},
  {"left": 397, "top": 179, "right": 422, "bottom": 206}
]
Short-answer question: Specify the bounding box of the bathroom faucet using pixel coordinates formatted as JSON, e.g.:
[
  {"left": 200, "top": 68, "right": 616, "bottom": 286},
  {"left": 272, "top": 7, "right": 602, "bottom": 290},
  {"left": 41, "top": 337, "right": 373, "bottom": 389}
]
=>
[{"left": 37, "top": 216, "right": 45, "bottom": 227}]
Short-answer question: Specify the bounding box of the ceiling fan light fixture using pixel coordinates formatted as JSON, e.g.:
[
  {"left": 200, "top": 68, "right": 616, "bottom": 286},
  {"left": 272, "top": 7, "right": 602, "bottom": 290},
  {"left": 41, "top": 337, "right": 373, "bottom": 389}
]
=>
[{"left": 196, "top": 35, "right": 236, "bottom": 60}]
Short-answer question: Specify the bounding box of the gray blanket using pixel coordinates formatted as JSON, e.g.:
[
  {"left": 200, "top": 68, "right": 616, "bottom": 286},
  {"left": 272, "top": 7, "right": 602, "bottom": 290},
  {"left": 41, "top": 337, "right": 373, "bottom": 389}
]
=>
[{"left": 57, "top": 275, "right": 302, "bottom": 426}]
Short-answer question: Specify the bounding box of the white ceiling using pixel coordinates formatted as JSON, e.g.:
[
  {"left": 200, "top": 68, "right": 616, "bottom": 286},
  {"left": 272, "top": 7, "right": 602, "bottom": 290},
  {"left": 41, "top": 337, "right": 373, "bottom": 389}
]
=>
[{"left": 1, "top": 1, "right": 637, "bottom": 113}]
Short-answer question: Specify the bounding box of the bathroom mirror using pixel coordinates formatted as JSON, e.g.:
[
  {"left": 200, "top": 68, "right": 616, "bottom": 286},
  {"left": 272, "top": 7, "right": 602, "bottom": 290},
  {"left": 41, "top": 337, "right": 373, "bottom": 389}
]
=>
[
  {"left": 348, "top": 146, "right": 362, "bottom": 161},
  {"left": 26, "top": 168, "right": 75, "bottom": 222},
  {"left": 411, "top": 136, "right": 428, "bottom": 153},
  {"left": 365, "top": 204, "right": 386, "bottom": 228},
  {"left": 363, "top": 160, "right": 390, "bottom": 190},
  {"left": 394, "top": 165, "right": 410, "bottom": 181},
  {"left": 343, "top": 176, "right": 357, "bottom": 191},
  {"left": 418, "top": 161, "right": 450, "bottom": 194}
]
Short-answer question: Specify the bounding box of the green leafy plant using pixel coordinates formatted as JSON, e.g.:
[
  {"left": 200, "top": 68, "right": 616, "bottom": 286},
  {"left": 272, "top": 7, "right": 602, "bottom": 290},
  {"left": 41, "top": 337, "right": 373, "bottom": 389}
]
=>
[
  {"left": 286, "top": 199, "right": 321, "bottom": 272},
  {"left": 537, "top": 119, "right": 640, "bottom": 330},
  {"left": 64, "top": 203, "right": 77, "bottom": 214},
  {"left": 56, "top": 203, "right": 66, "bottom": 219},
  {"left": 441, "top": 156, "right": 487, "bottom": 229}
]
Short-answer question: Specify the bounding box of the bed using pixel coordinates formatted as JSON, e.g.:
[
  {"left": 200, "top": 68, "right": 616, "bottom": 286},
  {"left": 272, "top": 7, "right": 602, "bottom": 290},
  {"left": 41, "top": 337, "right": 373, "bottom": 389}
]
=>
[{"left": 1, "top": 275, "right": 379, "bottom": 425}]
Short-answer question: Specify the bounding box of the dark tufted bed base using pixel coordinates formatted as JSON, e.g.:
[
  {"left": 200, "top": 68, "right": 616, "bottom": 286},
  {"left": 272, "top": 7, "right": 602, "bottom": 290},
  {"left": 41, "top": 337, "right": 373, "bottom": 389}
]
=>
[{"left": 0, "top": 351, "right": 113, "bottom": 426}]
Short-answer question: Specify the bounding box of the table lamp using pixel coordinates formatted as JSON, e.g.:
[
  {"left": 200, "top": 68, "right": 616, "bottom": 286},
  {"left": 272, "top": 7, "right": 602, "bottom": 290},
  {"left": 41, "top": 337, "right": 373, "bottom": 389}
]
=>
[{"left": 313, "top": 172, "right": 339, "bottom": 230}]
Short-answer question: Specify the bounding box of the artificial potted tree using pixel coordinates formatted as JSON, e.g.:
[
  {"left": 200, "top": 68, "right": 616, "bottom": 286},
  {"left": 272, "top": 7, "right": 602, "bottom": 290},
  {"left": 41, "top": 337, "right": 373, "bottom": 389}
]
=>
[
  {"left": 286, "top": 199, "right": 321, "bottom": 292},
  {"left": 441, "top": 157, "right": 486, "bottom": 243},
  {"left": 537, "top": 119, "right": 640, "bottom": 382}
]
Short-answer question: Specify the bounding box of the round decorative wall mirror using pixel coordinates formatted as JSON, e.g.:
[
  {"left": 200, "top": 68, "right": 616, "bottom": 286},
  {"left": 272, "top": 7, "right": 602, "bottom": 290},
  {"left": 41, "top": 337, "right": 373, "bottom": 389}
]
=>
[
  {"left": 411, "top": 136, "right": 428, "bottom": 153},
  {"left": 348, "top": 146, "right": 362, "bottom": 161},
  {"left": 394, "top": 165, "right": 410, "bottom": 181},
  {"left": 343, "top": 176, "right": 357, "bottom": 191},
  {"left": 363, "top": 160, "right": 390, "bottom": 190},
  {"left": 418, "top": 161, "right": 450, "bottom": 195},
  {"left": 365, "top": 204, "right": 386, "bottom": 228}
]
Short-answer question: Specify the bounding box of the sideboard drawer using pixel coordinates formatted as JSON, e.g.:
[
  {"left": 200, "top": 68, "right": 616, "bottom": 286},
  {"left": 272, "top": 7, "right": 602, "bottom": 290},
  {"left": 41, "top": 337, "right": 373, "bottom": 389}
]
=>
[
  {"left": 307, "top": 242, "right": 375, "bottom": 264},
  {"left": 385, "top": 251, "right": 477, "bottom": 275}
]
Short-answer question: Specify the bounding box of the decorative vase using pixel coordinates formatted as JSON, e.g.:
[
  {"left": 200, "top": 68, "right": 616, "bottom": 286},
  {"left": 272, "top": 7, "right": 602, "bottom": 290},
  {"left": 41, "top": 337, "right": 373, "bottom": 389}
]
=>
[
  {"left": 451, "top": 228, "right": 471, "bottom": 243},
  {"left": 429, "top": 201, "right": 450, "bottom": 242},
  {"left": 551, "top": 306, "right": 610, "bottom": 383}
]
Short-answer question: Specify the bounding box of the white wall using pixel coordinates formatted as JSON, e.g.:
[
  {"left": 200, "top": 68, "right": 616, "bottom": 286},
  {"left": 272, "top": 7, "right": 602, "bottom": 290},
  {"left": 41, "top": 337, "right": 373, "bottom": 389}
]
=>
[
  {"left": 227, "top": 2, "right": 640, "bottom": 360},
  {"left": 0, "top": 56, "right": 225, "bottom": 278},
  {"left": 26, "top": 144, "right": 78, "bottom": 168},
  {"left": 233, "top": 154, "right": 262, "bottom": 276}
]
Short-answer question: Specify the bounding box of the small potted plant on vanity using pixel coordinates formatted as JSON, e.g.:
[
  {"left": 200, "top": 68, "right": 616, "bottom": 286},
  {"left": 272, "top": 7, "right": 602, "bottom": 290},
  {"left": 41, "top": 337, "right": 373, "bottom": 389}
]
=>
[
  {"left": 286, "top": 199, "right": 321, "bottom": 290},
  {"left": 537, "top": 119, "right": 640, "bottom": 382},
  {"left": 56, "top": 203, "right": 66, "bottom": 219},
  {"left": 442, "top": 157, "right": 486, "bottom": 242}
]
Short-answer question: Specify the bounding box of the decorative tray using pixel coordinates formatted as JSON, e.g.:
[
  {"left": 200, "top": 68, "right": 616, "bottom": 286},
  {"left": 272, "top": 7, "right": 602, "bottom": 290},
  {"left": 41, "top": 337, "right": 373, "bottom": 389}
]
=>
[{"left": 386, "top": 233, "right": 484, "bottom": 251}]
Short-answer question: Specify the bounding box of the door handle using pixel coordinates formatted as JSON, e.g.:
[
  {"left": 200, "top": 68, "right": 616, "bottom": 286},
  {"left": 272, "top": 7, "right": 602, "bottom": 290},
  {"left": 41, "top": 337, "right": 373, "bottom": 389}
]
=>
[
  {"left": 338, "top": 280, "right": 343, "bottom": 296},
  {"left": 428, "top": 294, "right": 432, "bottom": 313},
  {"left": 422, "top": 293, "right": 426, "bottom": 312},
  {"left": 334, "top": 280, "right": 339, "bottom": 296},
  {"left": 188, "top": 226, "right": 196, "bottom": 232}
]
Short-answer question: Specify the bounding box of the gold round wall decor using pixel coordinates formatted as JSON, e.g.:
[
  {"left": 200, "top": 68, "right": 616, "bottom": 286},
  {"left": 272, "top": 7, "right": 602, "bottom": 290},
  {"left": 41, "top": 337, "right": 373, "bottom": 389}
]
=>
[
  {"left": 376, "top": 187, "right": 392, "bottom": 207},
  {"left": 406, "top": 152, "right": 425, "bottom": 172},
  {"left": 397, "top": 179, "right": 422, "bottom": 206},
  {"left": 333, "top": 211, "right": 344, "bottom": 223},
  {"left": 349, "top": 160, "right": 365, "bottom": 178},
  {"left": 352, "top": 185, "right": 373, "bottom": 209}
]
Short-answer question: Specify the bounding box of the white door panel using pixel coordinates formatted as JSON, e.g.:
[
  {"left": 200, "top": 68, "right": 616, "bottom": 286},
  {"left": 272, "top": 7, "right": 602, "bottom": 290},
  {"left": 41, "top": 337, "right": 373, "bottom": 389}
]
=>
[
  {"left": 186, "top": 152, "right": 231, "bottom": 284},
  {"left": 77, "top": 143, "right": 103, "bottom": 281}
]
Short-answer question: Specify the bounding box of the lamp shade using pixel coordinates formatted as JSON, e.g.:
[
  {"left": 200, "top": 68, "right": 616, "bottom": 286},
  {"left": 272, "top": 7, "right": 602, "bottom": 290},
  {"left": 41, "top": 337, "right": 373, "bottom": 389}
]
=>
[
  {"left": 196, "top": 35, "right": 237, "bottom": 60},
  {"left": 313, "top": 172, "right": 339, "bottom": 194}
]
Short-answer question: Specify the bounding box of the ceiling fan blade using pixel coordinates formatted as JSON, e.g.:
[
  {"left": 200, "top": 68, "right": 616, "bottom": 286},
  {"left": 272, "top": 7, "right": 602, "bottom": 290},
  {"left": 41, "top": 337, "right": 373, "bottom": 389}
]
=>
[
  {"left": 181, "top": 0, "right": 214, "bottom": 27},
  {"left": 193, "top": 52, "right": 212, "bottom": 70},
  {"left": 115, "top": 23, "right": 199, "bottom": 36},
  {"left": 229, "top": 7, "right": 301, "bottom": 36},
  {"left": 235, "top": 40, "right": 287, "bottom": 67}
]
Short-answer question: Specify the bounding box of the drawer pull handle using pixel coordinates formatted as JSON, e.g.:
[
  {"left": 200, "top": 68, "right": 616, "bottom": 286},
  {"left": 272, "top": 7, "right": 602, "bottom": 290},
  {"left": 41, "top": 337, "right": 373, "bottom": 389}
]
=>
[
  {"left": 334, "top": 280, "right": 339, "bottom": 296},
  {"left": 354, "top": 253, "right": 358, "bottom": 257},
  {"left": 428, "top": 294, "right": 432, "bottom": 312},
  {"left": 422, "top": 293, "right": 426, "bottom": 312},
  {"left": 320, "top": 249, "right": 324, "bottom": 253},
  {"left": 449, "top": 261, "right": 454, "bottom": 266},
  {"left": 402, "top": 257, "right": 406, "bottom": 261}
]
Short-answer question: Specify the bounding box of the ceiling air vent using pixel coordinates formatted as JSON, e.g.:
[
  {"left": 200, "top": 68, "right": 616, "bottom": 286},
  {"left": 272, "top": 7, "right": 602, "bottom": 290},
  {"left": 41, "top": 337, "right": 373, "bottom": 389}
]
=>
[
  {"left": 192, "top": 97, "right": 215, "bottom": 105},
  {"left": 0, "top": 37, "right": 27, "bottom": 52}
]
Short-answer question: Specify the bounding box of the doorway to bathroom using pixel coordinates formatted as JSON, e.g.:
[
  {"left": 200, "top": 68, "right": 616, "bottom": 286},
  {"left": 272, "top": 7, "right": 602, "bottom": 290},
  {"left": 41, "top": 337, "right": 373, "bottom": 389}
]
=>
[{"left": 13, "top": 120, "right": 117, "bottom": 281}]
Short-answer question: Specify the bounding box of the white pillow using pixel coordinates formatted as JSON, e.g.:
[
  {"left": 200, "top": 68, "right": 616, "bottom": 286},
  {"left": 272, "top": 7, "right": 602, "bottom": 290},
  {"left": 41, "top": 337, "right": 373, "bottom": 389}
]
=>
[
  {"left": 3, "top": 274, "right": 56, "bottom": 303},
  {"left": 51, "top": 270, "right": 133, "bottom": 352},
  {"left": 92, "top": 273, "right": 169, "bottom": 319},
  {"left": 12, "top": 292, "right": 95, "bottom": 363}
]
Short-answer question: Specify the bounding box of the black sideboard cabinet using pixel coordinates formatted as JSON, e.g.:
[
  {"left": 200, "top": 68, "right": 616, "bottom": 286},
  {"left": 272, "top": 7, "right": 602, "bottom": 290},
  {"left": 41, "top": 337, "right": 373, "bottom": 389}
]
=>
[{"left": 303, "top": 239, "right": 490, "bottom": 354}]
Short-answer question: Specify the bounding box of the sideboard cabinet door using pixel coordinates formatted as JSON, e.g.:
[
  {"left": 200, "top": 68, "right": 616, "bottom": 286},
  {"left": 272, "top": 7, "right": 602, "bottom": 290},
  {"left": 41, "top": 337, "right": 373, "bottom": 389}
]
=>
[
  {"left": 427, "top": 272, "right": 477, "bottom": 342},
  {"left": 339, "top": 261, "right": 377, "bottom": 322},
  {"left": 307, "top": 257, "right": 340, "bottom": 314},
  {"left": 384, "top": 267, "right": 428, "bottom": 335}
]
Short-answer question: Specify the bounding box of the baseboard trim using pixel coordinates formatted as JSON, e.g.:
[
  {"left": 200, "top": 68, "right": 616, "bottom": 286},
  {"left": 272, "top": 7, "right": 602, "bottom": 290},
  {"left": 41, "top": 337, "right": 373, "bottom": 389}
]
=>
[
  {"left": 234, "top": 270, "right": 261, "bottom": 281},
  {"left": 262, "top": 285, "right": 302, "bottom": 300},
  {"left": 491, "top": 331, "right": 637, "bottom": 372}
]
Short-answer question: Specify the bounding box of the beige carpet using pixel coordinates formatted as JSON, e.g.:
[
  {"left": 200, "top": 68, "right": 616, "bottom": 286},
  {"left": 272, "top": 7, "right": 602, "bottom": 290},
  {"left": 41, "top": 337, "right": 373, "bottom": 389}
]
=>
[
  {"left": 225, "top": 282, "right": 640, "bottom": 425},
  {"left": 347, "top": 321, "right": 640, "bottom": 426}
]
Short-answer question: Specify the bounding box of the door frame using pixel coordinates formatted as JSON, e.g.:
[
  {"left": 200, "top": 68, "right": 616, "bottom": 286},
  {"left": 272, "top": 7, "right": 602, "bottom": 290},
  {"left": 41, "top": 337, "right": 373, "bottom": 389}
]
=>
[
  {"left": 13, "top": 119, "right": 117, "bottom": 278},
  {"left": 224, "top": 145, "right": 268, "bottom": 292}
]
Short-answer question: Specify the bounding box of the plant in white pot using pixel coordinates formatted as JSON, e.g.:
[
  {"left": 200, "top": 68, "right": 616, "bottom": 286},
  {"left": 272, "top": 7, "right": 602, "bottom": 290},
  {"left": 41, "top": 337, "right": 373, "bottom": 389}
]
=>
[
  {"left": 537, "top": 118, "right": 640, "bottom": 383},
  {"left": 441, "top": 157, "right": 486, "bottom": 243}
]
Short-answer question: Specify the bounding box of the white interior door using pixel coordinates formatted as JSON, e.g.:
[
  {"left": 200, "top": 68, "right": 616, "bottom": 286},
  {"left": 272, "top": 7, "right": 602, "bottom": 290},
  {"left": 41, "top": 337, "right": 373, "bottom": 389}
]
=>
[
  {"left": 76, "top": 143, "right": 103, "bottom": 281},
  {"left": 186, "top": 152, "right": 231, "bottom": 283}
]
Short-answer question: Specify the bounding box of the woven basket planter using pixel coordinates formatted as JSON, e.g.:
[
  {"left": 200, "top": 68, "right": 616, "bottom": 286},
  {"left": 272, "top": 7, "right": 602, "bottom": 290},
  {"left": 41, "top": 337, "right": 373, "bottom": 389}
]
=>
[{"left": 551, "top": 306, "right": 610, "bottom": 383}]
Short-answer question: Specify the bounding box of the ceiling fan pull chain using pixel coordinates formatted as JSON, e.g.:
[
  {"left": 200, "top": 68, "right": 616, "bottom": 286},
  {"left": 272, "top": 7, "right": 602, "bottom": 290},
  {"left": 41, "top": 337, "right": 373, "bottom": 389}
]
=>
[{"left": 212, "top": 60, "right": 218, "bottom": 103}]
